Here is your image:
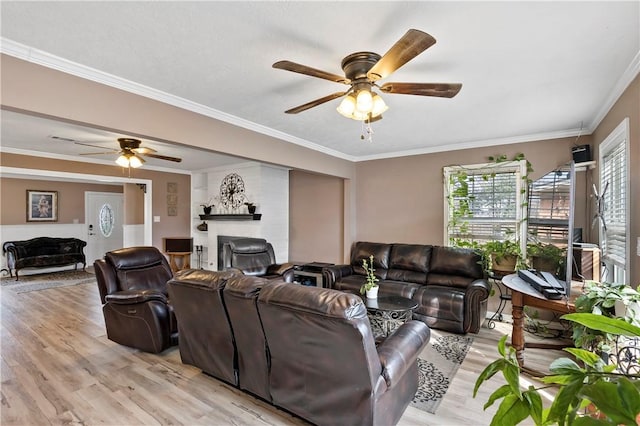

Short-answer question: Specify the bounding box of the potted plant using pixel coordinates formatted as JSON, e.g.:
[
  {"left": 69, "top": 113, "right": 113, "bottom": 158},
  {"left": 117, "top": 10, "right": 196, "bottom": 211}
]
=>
[
  {"left": 474, "top": 313, "right": 640, "bottom": 425},
  {"left": 360, "top": 255, "right": 379, "bottom": 299},
  {"left": 244, "top": 202, "right": 257, "bottom": 214},
  {"left": 573, "top": 280, "right": 640, "bottom": 353},
  {"left": 200, "top": 198, "right": 215, "bottom": 215},
  {"left": 527, "top": 242, "right": 565, "bottom": 274},
  {"left": 481, "top": 239, "right": 523, "bottom": 276}
]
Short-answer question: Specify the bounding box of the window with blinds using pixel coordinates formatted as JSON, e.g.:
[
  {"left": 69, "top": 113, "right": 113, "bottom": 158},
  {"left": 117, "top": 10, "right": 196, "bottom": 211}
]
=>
[
  {"left": 599, "top": 118, "right": 629, "bottom": 283},
  {"left": 528, "top": 167, "right": 572, "bottom": 246},
  {"left": 444, "top": 160, "right": 528, "bottom": 249}
]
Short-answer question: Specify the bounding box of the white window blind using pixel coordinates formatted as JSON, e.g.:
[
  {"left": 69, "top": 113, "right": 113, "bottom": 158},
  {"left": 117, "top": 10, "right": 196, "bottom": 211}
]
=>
[
  {"left": 528, "top": 167, "right": 572, "bottom": 246},
  {"left": 599, "top": 118, "right": 629, "bottom": 283},
  {"left": 444, "top": 160, "right": 528, "bottom": 251}
]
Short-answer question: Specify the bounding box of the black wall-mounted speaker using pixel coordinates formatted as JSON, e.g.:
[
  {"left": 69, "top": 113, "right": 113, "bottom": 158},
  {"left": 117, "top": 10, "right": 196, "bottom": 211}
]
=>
[
  {"left": 163, "top": 237, "right": 193, "bottom": 253},
  {"left": 572, "top": 144, "right": 592, "bottom": 163}
]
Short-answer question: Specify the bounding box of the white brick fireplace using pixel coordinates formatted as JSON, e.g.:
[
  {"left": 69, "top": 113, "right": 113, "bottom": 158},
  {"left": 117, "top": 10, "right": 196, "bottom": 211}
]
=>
[{"left": 192, "top": 162, "right": 289, "bottom": 270}]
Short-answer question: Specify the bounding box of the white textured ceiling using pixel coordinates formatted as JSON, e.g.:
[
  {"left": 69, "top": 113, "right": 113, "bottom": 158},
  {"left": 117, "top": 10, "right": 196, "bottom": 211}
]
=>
[{"left": 1, "top": 1, "right": 639, "bottom": 170}]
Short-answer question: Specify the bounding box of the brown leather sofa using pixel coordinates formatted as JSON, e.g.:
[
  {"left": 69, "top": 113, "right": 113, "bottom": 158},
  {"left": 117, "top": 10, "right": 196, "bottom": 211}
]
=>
[
  {"left": 323, "top": 242, "right": 490, "bottom": 334},
  {"left": 168, "top": 270, "right": 430, "bottom": 426},
  {"left": 221, "top": 237, "right": 294, "bottom": 281},
  {"left": 94, "top": 246, "right": 178, "bottom": 354}
]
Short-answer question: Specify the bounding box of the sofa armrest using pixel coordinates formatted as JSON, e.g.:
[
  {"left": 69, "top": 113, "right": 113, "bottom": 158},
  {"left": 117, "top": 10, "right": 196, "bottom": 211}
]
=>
[
  {"left": 376, "top": 320, "right": 431, "bottom": 388},
  {"left": 463, "top": 278, "right": 491, "bottom": 333},
  {"left": 266, "top": 262, "right": 294, "bottom": 276},
  {"left": 322, "top": 264, "right": 353, "bottom": 289},
  {"left": 105, "top": 289, "right": 167, "bottom": 305}
]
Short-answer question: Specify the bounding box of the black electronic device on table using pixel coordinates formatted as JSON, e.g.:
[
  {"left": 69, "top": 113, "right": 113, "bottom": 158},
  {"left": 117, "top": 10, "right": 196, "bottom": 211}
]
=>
[{"left": 517, "top": 269, "right": 566, "bottom": 300}]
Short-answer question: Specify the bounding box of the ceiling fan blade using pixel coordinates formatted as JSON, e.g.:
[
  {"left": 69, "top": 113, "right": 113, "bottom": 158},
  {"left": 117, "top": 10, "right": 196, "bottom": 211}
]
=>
[
  {"left": 273, "top": 60, "right": 350, "bottom": 85},
  {"left": 284, "top": 92, "right": 349, "bottom": 114},
  {"left": 79, "top": 151, "right": 119, "bottom": 156},
  {"left": 367, "top": 29, "right": 436, "bottom": 81},
  {"left": 380, "top": 82, "right": 462, "bottom": 98},
  {"left": 143, "top": 153, "right": 182, "bottom": 163},
  {"left": 75, "top": 141, "right": 118, "bottom": 152},
  {"left": 133, "top": 147, "right": 157, "bottom": 154}
]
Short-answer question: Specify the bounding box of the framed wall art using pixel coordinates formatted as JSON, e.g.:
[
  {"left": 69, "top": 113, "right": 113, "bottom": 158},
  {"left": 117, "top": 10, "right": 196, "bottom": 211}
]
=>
[{"left": 27, "top": 190, "right": 58, "bottom": 222}]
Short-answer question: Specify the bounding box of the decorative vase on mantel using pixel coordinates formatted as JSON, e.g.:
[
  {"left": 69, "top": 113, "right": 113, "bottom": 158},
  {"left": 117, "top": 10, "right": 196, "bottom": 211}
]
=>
[{"left": 202, "top": 205, "right": 213, "bottom": 215}]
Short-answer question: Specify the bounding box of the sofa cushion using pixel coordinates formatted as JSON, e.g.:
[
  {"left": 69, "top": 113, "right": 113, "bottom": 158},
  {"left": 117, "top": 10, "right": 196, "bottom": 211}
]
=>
[
  {"left": 413, "top": 285, "right": 465, "bottom": 326},
  {"left": 428, "top": 246, "right": 483, "bottom": 279},
  {"left": 350, "top": 241, "right": 391, "bottom": 279}
]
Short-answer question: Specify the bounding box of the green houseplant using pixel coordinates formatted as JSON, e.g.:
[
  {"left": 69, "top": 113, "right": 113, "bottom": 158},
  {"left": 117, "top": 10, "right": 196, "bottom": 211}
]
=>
[
  {"left": 573, "top": 280, "right": 640, "bottom": 353},
  {"left": 481, "top": 239, "right": 524, "bottom": 276},
  {"left": 360, "top": 255, "right": 379, "bottom": 298},
  {"left": 527, "top": 242, "right": 565, "bottom": 274},
  {"left": 474, "top": 313, "right": 640, "bottom": 425}
]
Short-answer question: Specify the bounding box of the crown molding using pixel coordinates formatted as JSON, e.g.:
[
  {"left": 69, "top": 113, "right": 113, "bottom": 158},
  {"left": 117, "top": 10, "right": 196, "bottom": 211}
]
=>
[
  {"left": 0, "top": 38, "right": 356, "bottom": 162},
  {"left": 2, "top": 38, "right": 636, "bottom": 165},
  {"left": 590, "top": 50, "right": 640, "bottom": 131},
  {"left": 354, "top": 128, "right": 587, "bottom": 162}
]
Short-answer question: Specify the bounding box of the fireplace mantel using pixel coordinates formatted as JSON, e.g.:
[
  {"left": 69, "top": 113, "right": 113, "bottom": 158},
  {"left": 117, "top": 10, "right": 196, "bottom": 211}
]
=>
[{"left": 199, "top": 214, "right": 262, "bottom": 221}]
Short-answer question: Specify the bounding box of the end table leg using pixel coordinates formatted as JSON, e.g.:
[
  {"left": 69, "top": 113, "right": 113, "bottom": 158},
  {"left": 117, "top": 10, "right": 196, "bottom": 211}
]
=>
[{"left": 512, "top": 303, "right": 525, "bottom": 368}]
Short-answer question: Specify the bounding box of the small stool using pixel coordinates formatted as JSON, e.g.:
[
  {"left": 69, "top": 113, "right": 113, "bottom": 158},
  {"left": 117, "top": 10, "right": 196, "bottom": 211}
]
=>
[{"left": 166, "top": 252, "right": 191, "bottom": 272}]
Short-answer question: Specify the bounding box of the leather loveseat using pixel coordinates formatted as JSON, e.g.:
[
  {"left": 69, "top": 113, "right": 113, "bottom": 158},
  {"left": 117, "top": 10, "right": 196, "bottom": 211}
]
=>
[
  {"left": 168, "top": 270, "right": 431, "bottom": 426},
  {"left": 2, "top": 237, "right": 86, "bottom": 280},
  {"left": 323, "top": 241, "right": 490, "bottom": 334}
]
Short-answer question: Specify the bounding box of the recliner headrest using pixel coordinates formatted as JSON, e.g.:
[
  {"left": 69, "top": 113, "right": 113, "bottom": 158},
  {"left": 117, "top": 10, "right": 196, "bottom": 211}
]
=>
[
  {"left": 228, "top": 238, "right": 269, "bottom": 254},
  {"left": 105, "top": 246, "right": 166, "bottom": 270}
]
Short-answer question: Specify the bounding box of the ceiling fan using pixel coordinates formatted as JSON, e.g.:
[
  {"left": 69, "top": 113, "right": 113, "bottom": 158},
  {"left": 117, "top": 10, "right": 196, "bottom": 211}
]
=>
[
  {"left": 75, "top": 137, "right": 182, "bottom": 168},
  {"left": 273, "top": 29, "right": 462, "bottom": 122}
]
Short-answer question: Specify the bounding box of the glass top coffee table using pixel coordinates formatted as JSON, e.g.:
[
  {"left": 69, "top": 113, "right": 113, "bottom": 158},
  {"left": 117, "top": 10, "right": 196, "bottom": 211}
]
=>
[{"left": 362, "top": 296, "right": 419, "bottom": 339}]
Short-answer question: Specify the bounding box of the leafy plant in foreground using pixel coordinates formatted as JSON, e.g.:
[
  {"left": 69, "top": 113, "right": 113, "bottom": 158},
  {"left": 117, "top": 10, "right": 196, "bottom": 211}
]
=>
[{"left": 473, "top": 314, "right": 640, "bottom": 425}]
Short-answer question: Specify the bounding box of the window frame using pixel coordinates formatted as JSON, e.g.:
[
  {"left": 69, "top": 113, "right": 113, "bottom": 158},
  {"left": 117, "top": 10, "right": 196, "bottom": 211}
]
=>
[
  {"left": 443, "top": 159, "right": 528, "bottom": 257},
  {"left": 598, "top": 117, "right": 630, "bottom": 283}
]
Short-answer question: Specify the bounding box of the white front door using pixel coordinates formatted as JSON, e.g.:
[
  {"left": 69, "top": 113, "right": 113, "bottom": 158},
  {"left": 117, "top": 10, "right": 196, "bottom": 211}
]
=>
[{"left": 85, "top": 192, "right": 124, "bottom": 264}]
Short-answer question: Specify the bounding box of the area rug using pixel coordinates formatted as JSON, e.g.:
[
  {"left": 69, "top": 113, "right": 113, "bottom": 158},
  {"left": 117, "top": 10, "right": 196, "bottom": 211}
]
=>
[
  {"left": 0, "top": 270, "right": 96, "bottom": 293},
  {"left": 411, "top": 329, "right": 474, "bottom": 414}
]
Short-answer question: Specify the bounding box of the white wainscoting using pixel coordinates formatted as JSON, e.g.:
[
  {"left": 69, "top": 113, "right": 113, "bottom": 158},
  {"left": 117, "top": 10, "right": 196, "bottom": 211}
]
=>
[{"left": 123, "top": 224, "right": 145, "bottom": 248}]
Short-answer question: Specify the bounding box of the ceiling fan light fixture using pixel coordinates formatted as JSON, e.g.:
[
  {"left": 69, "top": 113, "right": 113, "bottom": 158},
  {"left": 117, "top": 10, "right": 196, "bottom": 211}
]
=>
[
  {"left": 371, "top": 94, "right": 388, "bottom": 117},
  {"left": 351, "top": 110, "right": 370, "bottom": 121},
  {"left": 355, "top": 89, "right": 373, "bottom": 113},
  {"left": 116, "top": 154, "right": 131, "bottom": 168},
  {"left": 337, "top": 94, "right": 357, "bottom": 117},
  {"left": 129, "top": 155, "right": 143, "bottom": 168}
]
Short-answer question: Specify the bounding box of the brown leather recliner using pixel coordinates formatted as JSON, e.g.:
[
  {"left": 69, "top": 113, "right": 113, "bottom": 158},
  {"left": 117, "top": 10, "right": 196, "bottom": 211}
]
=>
[
  {"left": 167, "top": 268, "right": 242, "bottom": 385},
  {"left": 258, "top": 282, "right": 431, "bottom": 426},
  {"left": 94, "top": 246, "right": 178, "bottom": 353},
  {"left": 221, "top": 238, "right": 294, "bottom": 281},
  {"left": 223, "top": 275, "right": 274, "bottom": 401}
]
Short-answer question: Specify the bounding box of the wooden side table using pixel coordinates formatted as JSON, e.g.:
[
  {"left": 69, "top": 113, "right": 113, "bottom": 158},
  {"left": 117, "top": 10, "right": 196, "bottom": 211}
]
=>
[
  {"left": 502, "top": 274, "right": 576, "bottom": 376},
  {"left": 166, "top": 251, "right": 191, "bottom": 272}
]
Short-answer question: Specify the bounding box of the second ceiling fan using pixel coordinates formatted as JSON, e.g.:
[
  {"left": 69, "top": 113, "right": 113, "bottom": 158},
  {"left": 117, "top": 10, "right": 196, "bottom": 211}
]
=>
[{"left": 273, "top": 29, "right": 462, "bottom": 122}]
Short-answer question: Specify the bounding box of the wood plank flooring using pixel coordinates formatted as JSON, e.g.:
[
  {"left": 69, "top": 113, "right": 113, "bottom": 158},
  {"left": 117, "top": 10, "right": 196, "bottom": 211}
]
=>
[{"left": 1, "top": 279, "right": 562, "bottom": 425}]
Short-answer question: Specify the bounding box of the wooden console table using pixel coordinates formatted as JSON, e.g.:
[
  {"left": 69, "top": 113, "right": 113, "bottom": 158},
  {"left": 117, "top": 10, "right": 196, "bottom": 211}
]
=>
[
  {"left": 502, "top": 274, "right": 577, "bottom": 376},
  {"left": 166, "top": 251, "right": 191, "bottom": 272}
]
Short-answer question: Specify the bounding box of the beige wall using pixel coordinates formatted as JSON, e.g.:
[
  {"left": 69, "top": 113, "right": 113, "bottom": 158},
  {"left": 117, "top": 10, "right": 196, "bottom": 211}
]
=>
[
  {"left": 354, "top": 136, "right": 589, "bottom": 246},
  {"left": 0, "top": 177, "right": 122, "bottom": 224},
  {"left": 1, "top": 53, "right": 637, "bottom": 283},
  {"left": 592, "top": 74, "right": 639, "bottom": 286},
  {"left": 123, "top": 183, "right": 145, "bottom": 225},
  {"left": 289, "top": 170, "right": 344, "bottom": 264},
  {"left": 0, "top": 153, "right": 190, "bottom": 250}
]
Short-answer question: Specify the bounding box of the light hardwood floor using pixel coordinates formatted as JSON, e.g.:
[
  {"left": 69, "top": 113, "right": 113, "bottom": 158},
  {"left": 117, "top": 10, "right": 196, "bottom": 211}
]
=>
[{"left": 1, "top": 279, "right": 562, "bottom": 425}]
